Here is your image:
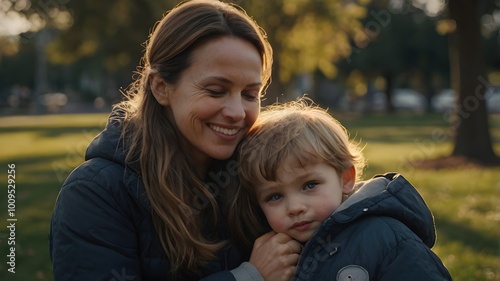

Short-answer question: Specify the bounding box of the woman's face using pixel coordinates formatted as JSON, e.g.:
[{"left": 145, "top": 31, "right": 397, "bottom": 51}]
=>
[{"left": 163, "top": 36, "right": 263, "bottom": 170}]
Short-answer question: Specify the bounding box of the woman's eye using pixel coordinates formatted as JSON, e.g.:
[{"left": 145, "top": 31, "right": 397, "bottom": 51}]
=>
[
  {"left": 304, "top": 182, "right": 318, "bottom": 190},
  {"left": 206, "top": 88, "right": 225, "bottom": 95},
  {"left": 242, "top": 91, "right": 259, "bottom": 101}
]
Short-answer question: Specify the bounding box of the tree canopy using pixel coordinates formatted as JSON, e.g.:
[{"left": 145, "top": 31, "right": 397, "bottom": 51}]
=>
[{"left": 1, "top": 0, "right": 499, "bottom": 166}]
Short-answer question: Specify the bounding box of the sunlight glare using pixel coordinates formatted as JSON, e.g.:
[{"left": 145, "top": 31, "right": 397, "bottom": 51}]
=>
[
  {"left": 0, "top": 10, "right": 31, "bottom": 36},
  {"left": 412, "top": 0, "right": 446, "bottom": 17}
]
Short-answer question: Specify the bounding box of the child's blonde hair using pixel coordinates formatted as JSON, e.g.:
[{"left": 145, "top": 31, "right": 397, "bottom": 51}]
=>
[{"left": 229, "top": 98, "right": 366, "bottom": 250}]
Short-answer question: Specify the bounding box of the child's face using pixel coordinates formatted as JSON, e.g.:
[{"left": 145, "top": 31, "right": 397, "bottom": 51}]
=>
[{"left": 255, "top": 160, "right": 355, "bottom": 243}]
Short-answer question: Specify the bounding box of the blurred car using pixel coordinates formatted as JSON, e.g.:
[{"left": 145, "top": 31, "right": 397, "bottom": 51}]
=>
[
  {"left": 41, "top": 92, "right": 68, "bottom": 112},
  {"left": 393, "top": 88, "right": 427, "bottom": 111},
  {"left": 372, "top": 88, "right": 426, "bottom": 112},
  {"left": 432, "top": 87, "right": 500, "bottom": 113},
  {"left": 431, "top": 89, "right": 455, "bottom": 113},
  {"left": 486, "top": 86, "right": 500, "bottom": 113}
]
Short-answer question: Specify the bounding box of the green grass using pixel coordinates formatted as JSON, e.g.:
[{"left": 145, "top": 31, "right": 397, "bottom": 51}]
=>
[
  {"left": 340, "top": 112, "right": 500, "bottom": 281},
  {"left": 0, "top": 112, "right": 499, "bottom": 280},
  {"left": 0, "top": 113, "right": 109, "bottom": 280}
]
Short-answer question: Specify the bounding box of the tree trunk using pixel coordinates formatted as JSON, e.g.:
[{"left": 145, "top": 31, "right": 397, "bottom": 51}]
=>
[
  {"left": 34, "top": 29, "right": 51, "bottom": 114},
  {"left": 263, "top": 58, "right": 296, "bottom": 106},
  {"left": 384, "top": 71, "right": 395, "bottom": 113},
  {"left": 448, "top": 0, "right": 499, "bottom": 165}
]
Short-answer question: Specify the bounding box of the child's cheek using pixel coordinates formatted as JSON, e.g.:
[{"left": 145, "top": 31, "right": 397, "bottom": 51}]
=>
[
  {"left": 266, "top": 214, "right": 287, "bottom": 233},
  {"left": 316, "top": 202, "right": 337, "bottom": 222},
  {"left": 261, "top": 204, "right": 288, "bottom": 233}
]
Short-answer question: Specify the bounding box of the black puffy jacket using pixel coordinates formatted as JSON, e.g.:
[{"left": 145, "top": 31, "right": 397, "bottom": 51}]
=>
[
  {"left": 292, "top": 173, "right": 452, "bottom": 281},
  {"left": 49, "top": 111, "right": 245, "bottom": 280}
]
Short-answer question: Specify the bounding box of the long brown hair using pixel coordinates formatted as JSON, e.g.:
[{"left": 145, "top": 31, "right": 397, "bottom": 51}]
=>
[
  {"left": 230, "top": 99, "right": 366, "bottom": 251},
  {"left": 115, "top": 0, "right": 272, "bottom": 273}
]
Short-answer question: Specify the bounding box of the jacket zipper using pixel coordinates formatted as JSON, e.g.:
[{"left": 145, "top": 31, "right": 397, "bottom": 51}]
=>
[{"left": 292, "top": 216, "right": 336, "bottom": 280}]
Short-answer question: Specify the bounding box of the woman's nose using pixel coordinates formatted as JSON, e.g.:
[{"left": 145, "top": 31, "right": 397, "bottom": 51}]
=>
[{"left": 221, "top": 94, "right": 245, "bottom": 121}]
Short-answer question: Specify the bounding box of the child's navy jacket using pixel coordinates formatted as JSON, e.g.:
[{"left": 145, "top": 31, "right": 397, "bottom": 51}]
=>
[{"left": 292, "top": 173, "right": 452, "bottom": 281}]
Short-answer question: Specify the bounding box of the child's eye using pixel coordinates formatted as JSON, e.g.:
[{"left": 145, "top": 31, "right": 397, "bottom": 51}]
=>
[
  {"left": 267, "top": 194, "right": 282, "bottom": 202},
  {"left": 303, "top": 182, "right": 318, "bottom": 190}
]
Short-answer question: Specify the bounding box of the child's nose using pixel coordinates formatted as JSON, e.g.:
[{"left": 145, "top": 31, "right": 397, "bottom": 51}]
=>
[{"left": 287, "top": 196, "right": 307, "bottom": 216}]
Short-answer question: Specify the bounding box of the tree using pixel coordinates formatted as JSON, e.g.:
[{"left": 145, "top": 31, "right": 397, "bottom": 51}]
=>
[
  {"left": 1, "top": 0, "right": 181, "bottom": 106},
  {"left": 239, "top": 0, "right": 369, "bottom": 104},
  {"left": 332, "top": 0, "right": 500, "bottom": 165},
  {"left": 385, "top": 0, "right": 500, "bottom": 166},
  {"left": 2, "top": 0, "right": 370, "bottom": 106},
  {"left": 337, "top": 2, "right": 449, "bottom": 113},
  {"left": 446, "top": 0, "right": 499, "bottom": 165},
  {"left": 347, "top": 0, "right": 499, "bottom": 166}
]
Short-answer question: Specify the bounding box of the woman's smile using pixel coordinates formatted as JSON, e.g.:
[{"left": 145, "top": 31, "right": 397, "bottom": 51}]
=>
[{"left": 209, "top": 124, "right": 241, "bottom": 136}]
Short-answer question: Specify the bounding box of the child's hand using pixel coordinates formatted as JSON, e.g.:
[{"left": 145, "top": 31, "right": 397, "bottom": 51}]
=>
[{"left": 249, "top": 231, "right": 301, "bottom": 281}]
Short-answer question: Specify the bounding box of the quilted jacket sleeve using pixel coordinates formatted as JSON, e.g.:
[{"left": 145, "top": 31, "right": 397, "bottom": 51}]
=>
[
  {"left": 49, "top": 159, "right": 255, "bottom": 281},
  {"left": 201, "top": 262, "right": 263, "bottom": 281},
  {"left": 378, "top": 237, "right": 452, "bottom": 280},
  {"left": 49, "top": 162, "right": 142, "bottom": 281}
]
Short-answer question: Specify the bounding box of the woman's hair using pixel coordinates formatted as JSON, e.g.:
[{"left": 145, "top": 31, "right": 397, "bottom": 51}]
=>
[
  {"left": 230, "top": 98, "right": 366, "bottom": 250},
  {"left": 114, "top": 0, "right": 272, "bottom": 274}
]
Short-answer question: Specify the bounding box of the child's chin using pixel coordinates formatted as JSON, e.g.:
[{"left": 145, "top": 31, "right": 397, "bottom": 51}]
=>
[{"left": 292, "top": 234, "right": 310, "bottom": 243}]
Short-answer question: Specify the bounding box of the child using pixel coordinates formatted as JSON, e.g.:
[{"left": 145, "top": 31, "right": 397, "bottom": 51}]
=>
[{"left": 232, "top": 99, "right": 452, "bottom": 281}]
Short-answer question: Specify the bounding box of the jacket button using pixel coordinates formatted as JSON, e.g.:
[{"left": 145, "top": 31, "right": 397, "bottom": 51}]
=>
[{"left": 337, "top": 265, "right": 369, "bottom": 281}]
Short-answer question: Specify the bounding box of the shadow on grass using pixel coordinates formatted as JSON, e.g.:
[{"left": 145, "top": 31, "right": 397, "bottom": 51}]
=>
[
  {"left": 1, "top": 152, "right": 82, "bottom": 165},
  {"left": 434, "top": 215, "right": 499, "bottom": 256},
  {"left": 348, "top": 125, "right": 454, "bottom": 144},
  {"left": 0, "top": 125, "right": 104, "bottom": 138},
  {"left": 0, "top": 153, "right": 84, "bottom": 187},
  {"left": 338, "top": 113, "right": 450, "bottom": 128}
]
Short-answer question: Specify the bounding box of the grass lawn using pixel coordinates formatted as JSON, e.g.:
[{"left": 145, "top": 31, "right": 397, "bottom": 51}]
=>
[{"left": 0, "top": 112, "right": 499, "bottom": 280}]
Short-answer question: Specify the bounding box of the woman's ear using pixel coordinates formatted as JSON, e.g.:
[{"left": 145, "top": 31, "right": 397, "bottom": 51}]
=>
[
  {"left": 150, "top": 74, "right": 173, "bottom": 106},
  {"left": 341, "top": 166, "right": 356, "bottom": 195}
]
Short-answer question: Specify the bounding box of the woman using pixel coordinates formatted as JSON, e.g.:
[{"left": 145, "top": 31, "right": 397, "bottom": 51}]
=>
[{"left": 49, "top": 1, "right": 300, "bottom": 280}]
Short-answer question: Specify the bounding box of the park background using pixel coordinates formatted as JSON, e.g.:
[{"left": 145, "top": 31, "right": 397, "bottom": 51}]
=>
[{"left": 0, "top": 0, "right": 499, "bottom": 280}]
